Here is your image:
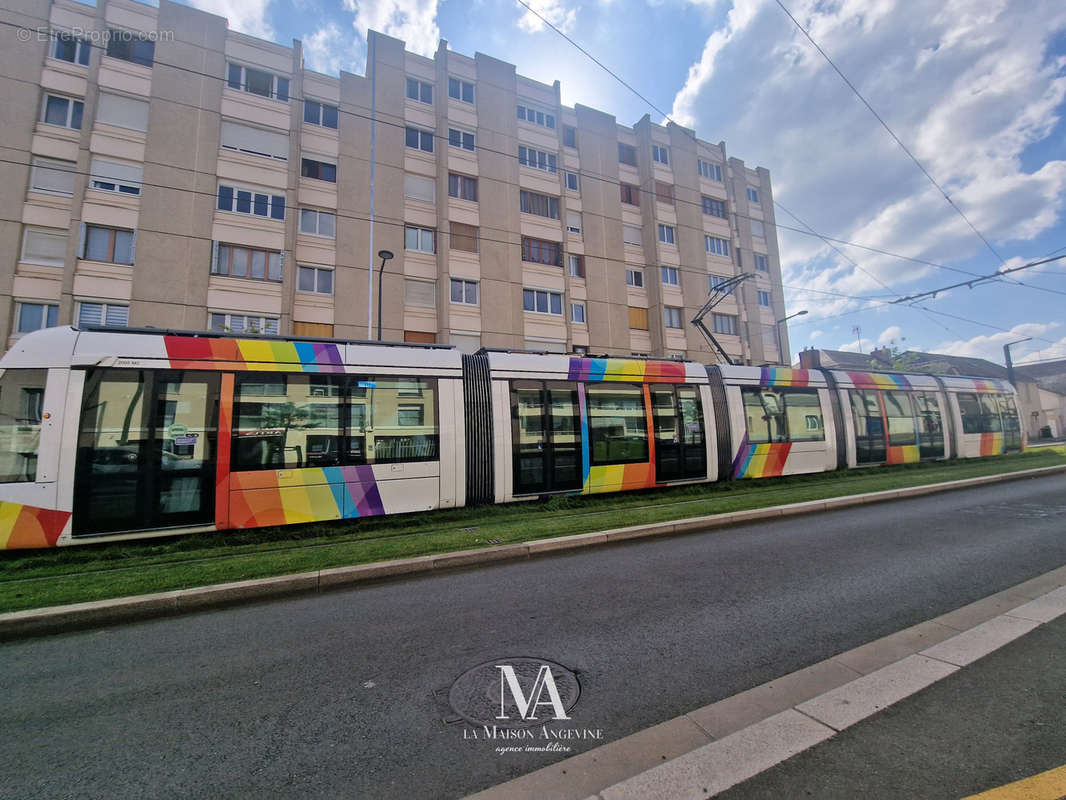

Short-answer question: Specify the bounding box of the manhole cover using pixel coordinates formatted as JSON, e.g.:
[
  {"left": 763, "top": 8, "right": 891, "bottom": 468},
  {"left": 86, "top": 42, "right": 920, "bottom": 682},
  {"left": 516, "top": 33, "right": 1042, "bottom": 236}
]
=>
[{"left": 448, "top": 657, "right": 580, "bottom": 728}]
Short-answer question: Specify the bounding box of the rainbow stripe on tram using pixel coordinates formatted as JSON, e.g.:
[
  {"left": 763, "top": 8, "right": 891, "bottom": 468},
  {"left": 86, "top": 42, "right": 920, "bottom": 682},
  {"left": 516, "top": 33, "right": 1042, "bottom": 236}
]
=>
[
  {"left": 845, "top": 371, "right": 913, "bottom": 390},
  {"left": 567, "top": 358, "right": 687, "bottom": 383},
  {"left": 165, "top": 336, "right": 346, "bottom": 373},
  {"left": 732, "top": 435, "right": 793, "bottom": 479},
  {"left": 0, "top": 503, "right": 71, "bottom": 549},
  {"left": 228, "top": 466, "right": 385, "bottom": 528},
  {"left": 759, "top": 367, "right": 811, "bottom": 387}
]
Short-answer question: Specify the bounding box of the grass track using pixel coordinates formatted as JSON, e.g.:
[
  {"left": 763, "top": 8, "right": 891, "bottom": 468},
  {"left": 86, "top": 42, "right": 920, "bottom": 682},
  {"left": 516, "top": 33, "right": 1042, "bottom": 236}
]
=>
[{"left": 1, "top": 447, "right": 1063, "bottom": 613}]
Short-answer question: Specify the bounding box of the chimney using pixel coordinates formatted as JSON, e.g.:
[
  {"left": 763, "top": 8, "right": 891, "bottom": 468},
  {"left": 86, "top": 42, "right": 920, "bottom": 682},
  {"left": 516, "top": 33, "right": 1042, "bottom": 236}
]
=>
[
  {"left": 870, "top": 346, "right": 893, "bottom": 367},
  {"left": 799, "top": 349, "right": 820, "bottom": 369}
]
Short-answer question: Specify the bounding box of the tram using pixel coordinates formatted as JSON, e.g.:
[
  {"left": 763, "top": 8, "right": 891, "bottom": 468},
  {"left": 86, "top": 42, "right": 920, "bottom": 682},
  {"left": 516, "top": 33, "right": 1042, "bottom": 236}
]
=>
[{"left": 0, "top": 327, "right": 1023, "bottom": 548}]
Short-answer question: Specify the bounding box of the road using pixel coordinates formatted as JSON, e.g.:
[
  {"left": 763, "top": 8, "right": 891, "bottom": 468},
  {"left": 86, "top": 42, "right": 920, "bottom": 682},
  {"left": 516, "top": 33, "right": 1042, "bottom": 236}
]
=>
[{"left": 2, "top": 474, "right": 1065, "bottom": 799}]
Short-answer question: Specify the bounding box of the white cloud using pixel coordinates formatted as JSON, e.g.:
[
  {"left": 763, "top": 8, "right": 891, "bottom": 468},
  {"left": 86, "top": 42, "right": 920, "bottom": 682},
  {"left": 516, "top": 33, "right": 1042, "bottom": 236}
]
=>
[
  {"left": 303, "top": 23, "right": 360, "bottom": 75},
  {"left": 344, "top": 0, "right": 440, "bottom": 59},
  {"left": 515, "top": 0, "right": 578, "bottom": 34},
  {"left": 185, "top": 0, "right": 275, "bottom": 40},
  {"left": 809, "top": 329, "right": 823, "bottom": 340},
  {"left": 931, "top": 322, "right": 1061, "bottom": 363},
  {"left": 669, "top": 0, "right": 1066, "bottom": 326},
  {"left": 1017, "top": 336, "right": 1066, "bottom": 364},
  {"left": 839, "top": 338, "right": 876, "bottom": 354},
  {"left": 878, "top": 325, "right": 903, "bottom": 346}
]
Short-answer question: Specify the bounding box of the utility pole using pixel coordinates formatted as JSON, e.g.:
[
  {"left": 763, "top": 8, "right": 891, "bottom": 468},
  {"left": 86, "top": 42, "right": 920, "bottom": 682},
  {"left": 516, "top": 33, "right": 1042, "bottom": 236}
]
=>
[
  {"left": 852, "top": 326, "right": 863, "bottom": 353},
  {"left": 1004, "top": 337, "right": 1032, "bottom": 387}
]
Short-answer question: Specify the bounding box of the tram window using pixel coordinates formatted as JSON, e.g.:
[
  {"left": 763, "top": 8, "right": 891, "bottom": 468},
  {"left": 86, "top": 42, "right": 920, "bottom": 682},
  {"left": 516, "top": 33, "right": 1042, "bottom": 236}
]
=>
[
  {"left": 914, "top": 393, "right": 944, "bottom": 458},
  {"left": 956, "top": 393, "right": 982, "bottom": 434},
  {"left": 587, "top": 383, "right": 648, "bottom": 465},
  {"left": 0, "top": 368, "right": 48, "bottom": 482},
  {"left": 233, "top": 374, "right": 345, "bottom": 469},
  {"left": 742, "top": 387, "right": 823, "bottom": 443},
  {"left": 978, "top": 394, "right": 1003, "bottom": 432},
  {"left": 884, "top": 391, "right": 917, "bottom": 447},
  {"left": 361, "top": 377, "right": 438, "bottom": 464}
]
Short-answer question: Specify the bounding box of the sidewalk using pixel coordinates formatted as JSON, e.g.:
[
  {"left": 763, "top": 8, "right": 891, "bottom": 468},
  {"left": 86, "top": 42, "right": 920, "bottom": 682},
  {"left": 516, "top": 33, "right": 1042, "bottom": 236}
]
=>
[{"left": 465, "top": 564, "right": 1066, "bottom": 800}]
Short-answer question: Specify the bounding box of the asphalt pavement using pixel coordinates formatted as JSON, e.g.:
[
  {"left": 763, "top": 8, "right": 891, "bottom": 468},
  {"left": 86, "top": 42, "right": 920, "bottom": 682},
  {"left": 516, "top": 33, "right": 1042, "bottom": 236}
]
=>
[{"left": 2, "top": 473, "right": 1064, "bottom": 799}]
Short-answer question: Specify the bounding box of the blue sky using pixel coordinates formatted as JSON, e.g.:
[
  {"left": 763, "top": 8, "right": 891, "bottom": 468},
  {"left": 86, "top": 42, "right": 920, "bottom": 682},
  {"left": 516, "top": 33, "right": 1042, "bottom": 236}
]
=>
[{"left": 187, "top": 0, "right": 1066, "bottom": 367}]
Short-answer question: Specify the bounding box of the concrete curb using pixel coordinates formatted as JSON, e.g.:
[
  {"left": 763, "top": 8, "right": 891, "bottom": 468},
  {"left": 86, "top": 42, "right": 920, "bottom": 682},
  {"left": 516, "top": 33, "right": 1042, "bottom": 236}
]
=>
[
  {"left": 463, "top": 564, "right": 1066, "bottom": 800},
  {"left": 1, "top": 463, "right": 1063, "bottom": 640}
]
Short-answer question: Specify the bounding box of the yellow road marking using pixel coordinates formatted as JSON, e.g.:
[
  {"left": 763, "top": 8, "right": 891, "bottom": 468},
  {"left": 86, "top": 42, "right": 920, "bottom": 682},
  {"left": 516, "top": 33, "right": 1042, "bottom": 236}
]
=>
[{"left": 961, "top": 764, "right": 1066, "bottom": 800}]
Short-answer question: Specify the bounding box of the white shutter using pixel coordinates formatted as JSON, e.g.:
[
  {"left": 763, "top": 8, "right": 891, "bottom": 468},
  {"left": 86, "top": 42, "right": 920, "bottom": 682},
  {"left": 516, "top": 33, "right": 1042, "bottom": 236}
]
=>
[
  {"left": 404, "top": 174, "right": 436, "bottom": 202},
  {"left": 105, "top": 305, "right": 129, "bottom": 327},
  {"left": 77, "top": 222, "right": 86, "bottom": 259},
  {"left": 96, "top": 93, "right": 150, "bottom": 131},
  {"left": 566, "top": 211, "right": 581, "bottom": 231},
  {"left": 404, "top": 278, "right": 436, "bottom": 307},
  {"left": 751, "top": 219, "right": 766, "bottom": 238},
  {"left": 450, "top": 333, "right": 481, "bottom": 354},
  {"left": 30, "top": 158, "right": 76, "bottom": 195},
  {"left": 220, "top": 121, "right": 289, "bottom": 161},
  {"left": 89, "top": 157, "right": 143, "bottom": 190},
  {"left": 21, "top": 228, "right": 68, "bottom": 267},
  {"left": 78, "top": 302, "right": 102, "bottom": 327},
  {"left": 623, "top": 225, "right": 642, "bottom": 246}
]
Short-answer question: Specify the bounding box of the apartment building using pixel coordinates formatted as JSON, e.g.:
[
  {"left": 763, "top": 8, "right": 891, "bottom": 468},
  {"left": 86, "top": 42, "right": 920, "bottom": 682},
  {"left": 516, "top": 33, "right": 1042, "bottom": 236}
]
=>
[{"left": 0, "top": 0, "right": 790, "bottom": 363}]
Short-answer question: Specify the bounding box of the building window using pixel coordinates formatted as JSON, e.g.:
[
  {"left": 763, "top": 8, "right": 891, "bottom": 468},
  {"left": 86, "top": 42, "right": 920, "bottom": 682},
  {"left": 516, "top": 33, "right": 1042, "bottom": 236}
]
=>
[
  {"left": 107, "top": 30, "right": 154, "bottom": 67},
  {"left": 517, "top": 103, "right": 555, "bottom": 129},
  {"left": 523, "top": 289, "right": 563, "bottom": 315},
  {"left": 521, "top": 237, "right": 562, "bottom": 266},
  {"left": 209, "top": 312, "right": 278, "bottom": 334},
  {"left": 709, "top": 275, "right": 734, "bottom": 294},
  {"left": 571, "top": 302, "right": 586, "bottom": 324},
  {"left": 405, "top": 278, "right": 436, "bottom": 307},
  {"left": 658, "top": 224, "right": 676, "bottom": 245},
  {"left": 661, "top": 266, "right": 679, "bottom": 286},
  {"left": 15, "top": 303, "right": 59, "bottom": 334},
  {"left": 299, "top": 209, "right": 335, "bottom": 237},
  {"left": 213, "top": 244, "right": 282, "bottom": 281},
  {"left": 304, "top": 99, "right": 338, "bottom": 128},
  {"left": 618, "top": 143, "right": 637, "bottom": 167},
  {"left": 96, "top": 92, "right": 149, "bottom": 131},
  {"left": 567, "top": 254, "right": 585, "bottom": 278},
  {"left": 21, "top": 228, "right": 67, "bottom": 267},
  {"left": 655, "top": 181, "right": 674, "bottom": 204},
  {"left": 449, "top": 222, "right": 479, "bottom": 253},
  {"left": 41, "top": 94, "right": 83, "bottom": 130},
  {"left": 448, "top": 128, "right": 475, "bottom": 151},
  {"left": 450, "top": 278, "right": 478, "bottom": 305},
  {"left": 406, "top": 77, "right": 433, "bottom": 104},
  {"left": 30, "top": 157, "right": 75, "bottom": 195},
  {"left": 301, "top": 158, "right": 336, "bottom": 183},
  {"left": 518, "top": 145, "right": 557, "bottom": 173},
  {"left": 628, "top": 306, "right": 649, "bottom": 330},
  {"left": 78, "top": 301, "right": 129, "bottom": 328},
  {"left": 448, "top": 77, "right": 474, "bottom": 103},
  {"left": 53, "top": 33, "right": 90, "bottom": 66},
  {"left": 563, "top": 125, "right": 577, "bottom": 148},
  {"left": 83, "top": 225, "right": 134, "bottom": 265},
  {"left": 754, "top": 253, "right": 769, "bottom": 272},
  {"left": 405, "top": 225, "right": 436, "bottom": 254},
  {"left": 298, "top": 265, "right": 333, "bottom": 294},
  {"left": 751, "top": 219, "right": 766, "bottom": 238},
  {"left": 652, "top": 144, "right": 669, "bottom": 165},
  {"left": 89, "top": 158, "right": 143, "bottom": 196},
  {"left": 566, "top": 211, "right": 582, "bottom": 236},
  {"left": 620, "top": 183, "right": 640, "bottom": 206},
  {"left": 217, "top": 185, "right": 286, "bottom": 220},
  {"left": 448, "top": 173, "right": 477, "bottom": 201},
  {"left": 565, "top": 171, "right": 579, "bottom": 192},
  {"left": 712, "top": 313, "right": 738, "bottom": 335},
  {"left": 664, "top": 306, "right": 683, "bottom": 328},
  {"left": 622, "top": 225, "right": 643, "bottom": 247},
  {"left": 405, "top": 126, "right": 434, "bottom": 153},
  {"left": 702, "top": 196, "right": 726, "bottom": 217},
  {"left": 626, "top": 268, "right": 644, "bottom": 288},
  {"left": 705, "top": 235, "right": 730, "bottom": 256},
  {"left": 396, "top": 404, "right": 425, "bottom": 427},
  {"left": 405, "top": 174, "right": 436, "bottom": 203},
  {"left": 747, "top": 187, "right": 760, "bottom": 204},
  {"left": 698, "top": 160, "right": 722, "bottom": 181},
  {"left": 758, "top": 290, "right": 771, "bottom": 307},
  {"left": 520, "top": 190, "right": 559, "bottom": 219},
  {"left": 227, "top": 63, "right": 288, "bottom": 101},
  {"left": 220, "top": 120, "right": 289, "bottom": 161}
]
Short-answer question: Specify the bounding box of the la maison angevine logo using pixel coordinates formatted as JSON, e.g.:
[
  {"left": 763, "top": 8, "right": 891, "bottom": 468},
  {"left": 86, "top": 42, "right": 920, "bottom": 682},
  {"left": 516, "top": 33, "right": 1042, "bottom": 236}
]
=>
[{"left": 448, "top": 657, "right": 602, "bottom": 754}]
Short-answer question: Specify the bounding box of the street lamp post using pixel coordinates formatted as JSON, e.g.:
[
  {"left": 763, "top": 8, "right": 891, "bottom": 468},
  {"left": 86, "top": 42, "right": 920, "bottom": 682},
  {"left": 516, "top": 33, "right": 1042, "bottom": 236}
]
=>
[
  {"left": 1003, "top": 337, "right": 1032, "bottom": 387},
  {"left": 376, "top": 249, "right": 394, "bottom": 342},
  {"left": 775, "top": 309, "right": 807, "bottom": 366}
]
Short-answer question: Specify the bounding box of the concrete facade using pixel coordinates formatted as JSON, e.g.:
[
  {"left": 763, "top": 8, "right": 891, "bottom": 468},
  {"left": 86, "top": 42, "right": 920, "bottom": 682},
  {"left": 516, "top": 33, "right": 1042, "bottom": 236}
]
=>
[{"left": 3, "top": 0, "right": 789, "bottom": 363}]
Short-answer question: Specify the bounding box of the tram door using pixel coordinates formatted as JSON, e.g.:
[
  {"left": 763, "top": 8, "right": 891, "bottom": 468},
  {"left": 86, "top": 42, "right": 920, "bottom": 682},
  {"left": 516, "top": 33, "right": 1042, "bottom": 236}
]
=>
[
  {"left": 651, "top": 385, "right": 707, "bottom": 481},
  {"left": 74, "top": 369, "right": 219, "bottom": 536},
  {"left": 511, "top": 380, "right": 582, "bottom": 494}
]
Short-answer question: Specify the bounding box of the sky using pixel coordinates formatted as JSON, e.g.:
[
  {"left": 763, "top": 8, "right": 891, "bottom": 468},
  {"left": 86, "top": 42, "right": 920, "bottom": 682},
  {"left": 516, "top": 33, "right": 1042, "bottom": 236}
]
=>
[{"left": 183, "top": 0, "right": 1066, "bottom": 367}]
